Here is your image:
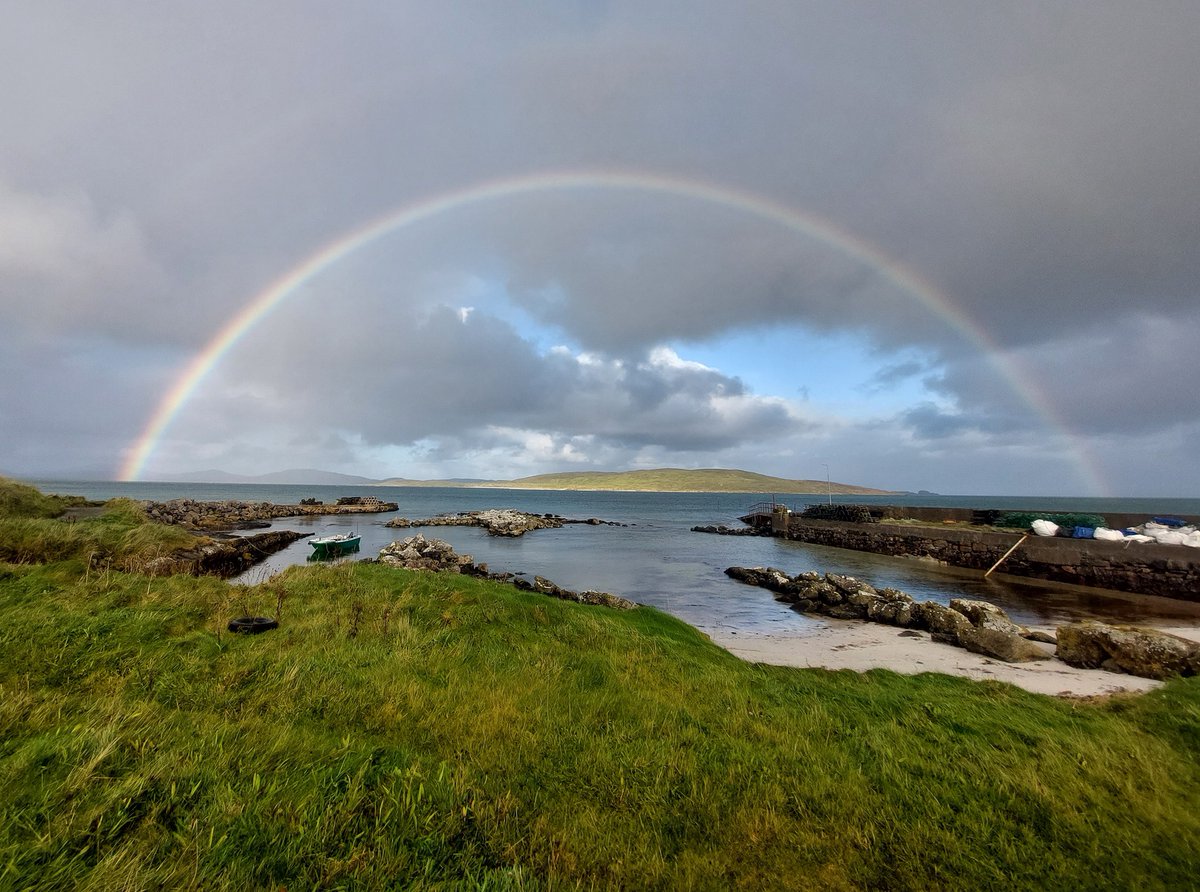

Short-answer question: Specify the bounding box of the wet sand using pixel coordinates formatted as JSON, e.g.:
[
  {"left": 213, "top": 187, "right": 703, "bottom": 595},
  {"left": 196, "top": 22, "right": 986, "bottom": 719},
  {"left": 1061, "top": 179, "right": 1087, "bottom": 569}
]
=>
[{"left": 713, "top": 621, "right": 1200, "bottom": 697}]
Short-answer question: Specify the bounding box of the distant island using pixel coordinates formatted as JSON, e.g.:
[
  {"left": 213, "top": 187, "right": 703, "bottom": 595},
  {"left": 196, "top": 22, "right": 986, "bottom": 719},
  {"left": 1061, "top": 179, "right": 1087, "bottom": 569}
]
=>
[
  {"left": 379, "top": 468, "right": 895, "bottom": 495},
  {"left": 160, "top": 466, "right": 895, "bottom": 494}
]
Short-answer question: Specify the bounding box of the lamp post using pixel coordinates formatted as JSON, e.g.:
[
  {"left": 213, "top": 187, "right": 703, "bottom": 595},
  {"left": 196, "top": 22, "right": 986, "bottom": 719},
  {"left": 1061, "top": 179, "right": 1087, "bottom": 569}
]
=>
[{"left": 823, "top": 463, "right": 831, "bottom": 505}]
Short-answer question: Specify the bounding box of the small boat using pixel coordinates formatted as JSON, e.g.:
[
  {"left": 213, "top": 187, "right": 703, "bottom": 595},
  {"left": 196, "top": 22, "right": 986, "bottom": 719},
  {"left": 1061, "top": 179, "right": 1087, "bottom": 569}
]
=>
[{"left": 308, "top": 532, "right": 362, "bottom": 559}]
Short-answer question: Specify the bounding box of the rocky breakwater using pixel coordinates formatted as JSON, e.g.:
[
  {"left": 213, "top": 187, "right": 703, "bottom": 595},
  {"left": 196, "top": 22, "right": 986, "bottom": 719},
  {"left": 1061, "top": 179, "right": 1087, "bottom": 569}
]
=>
[
  {"left": 725, "top": 567, "right": 1052, "bottom": 663},
  {"left": 691, "top": 524, "right": 770, "bottom": 537},
  {"left": 143, "top": 498, "right": 398, "bottom": 531},
  {"left": 727, "top": 566, "right": 1200, "bottom": 680},
  {"left": 378, "top": 534, "right": 636, "bottom": 610},
  {"left": 136, "top": 530, "right": 309, "bottom": 577},
  {"left": 386, "top": 509, "right": 623, "bottom": 537}
]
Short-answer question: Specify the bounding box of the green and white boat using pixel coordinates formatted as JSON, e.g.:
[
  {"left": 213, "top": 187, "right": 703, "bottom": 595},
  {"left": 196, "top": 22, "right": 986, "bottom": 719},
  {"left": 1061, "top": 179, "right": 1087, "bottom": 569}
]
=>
[{"left": 308, "top": 532, "right": 361, "bottom": 559}]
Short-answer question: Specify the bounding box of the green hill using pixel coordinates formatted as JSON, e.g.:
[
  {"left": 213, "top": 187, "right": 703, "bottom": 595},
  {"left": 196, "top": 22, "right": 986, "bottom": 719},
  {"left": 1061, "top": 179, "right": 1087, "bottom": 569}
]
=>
[{"left": 475, "top": 467, "right": 894, "bottom": 494}]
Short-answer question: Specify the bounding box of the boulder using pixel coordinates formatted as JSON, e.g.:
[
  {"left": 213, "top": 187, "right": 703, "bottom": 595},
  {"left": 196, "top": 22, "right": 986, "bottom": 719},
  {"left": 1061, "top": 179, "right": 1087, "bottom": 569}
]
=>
[
  {"left": 944, "top": 598, "right": 1051, "bottom": 662},
  {"left": 919, "top": 602, "right": 972, "bottom": 643},
  {"left": 1056, "top": 622, "right": 1200, "bottom": 679},
  {"left": 949, "top": 599, "right": 1010, "bottom": 625},
  {"left": 958, "top": 614, "right": 1053, "bottom": 662},
  {"left": 578, "top": 590, "right": 637, "bottom": 610}
]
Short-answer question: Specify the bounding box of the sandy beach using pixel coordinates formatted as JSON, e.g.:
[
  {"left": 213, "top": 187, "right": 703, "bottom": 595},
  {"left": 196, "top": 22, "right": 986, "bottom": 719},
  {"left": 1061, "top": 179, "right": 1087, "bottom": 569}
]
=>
[{"left": 713, "top": 621, "right": 1200, "bottom": 697}]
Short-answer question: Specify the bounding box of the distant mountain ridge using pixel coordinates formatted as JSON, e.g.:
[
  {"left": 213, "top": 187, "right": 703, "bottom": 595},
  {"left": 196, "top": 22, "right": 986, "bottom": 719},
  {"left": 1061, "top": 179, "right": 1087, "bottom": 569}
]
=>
[{"left": 160, "top": 468, "right": 379, "bottom": 486}]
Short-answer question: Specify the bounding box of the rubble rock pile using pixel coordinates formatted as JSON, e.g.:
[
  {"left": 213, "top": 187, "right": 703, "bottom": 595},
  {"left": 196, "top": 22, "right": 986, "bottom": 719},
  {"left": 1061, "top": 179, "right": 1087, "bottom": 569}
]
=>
[
  {"left": 386, "top": 509, "right": 623, "bottom": 537},
  {"left": 378, "top": 534, "right": 477, "bottom": 573}
]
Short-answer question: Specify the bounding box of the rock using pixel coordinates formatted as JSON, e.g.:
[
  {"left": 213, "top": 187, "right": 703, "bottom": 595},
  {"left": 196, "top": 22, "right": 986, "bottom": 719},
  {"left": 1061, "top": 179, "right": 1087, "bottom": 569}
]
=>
[
  {"left": 958, "top": 614, "right": 1053, "bottom": 662},
  {"left": 867, "top": 599, "right": 917, "bottom": 628},
  {"left": 949, "top": 599, "right": 1010, "bottom": 626},
  {"left": 379, "top": 535, "right": 637, "bottom": 610},
  {"left": 941, "top": 598, "right": 1051, "bottom": 662},
  {"left": 378, "top": 534, "right": 474, "bottom": 573},
  {"left": 578, "top": 590, "right": 637, "bottom": 610},
  {"left": 920, "top": 602, "right": 971, "bottom": 643},
  {"left": 143, "top": 497, "right": 395, "bottom": 530},
  {"left": 1056, "top": 621, "right": 1200, "bottom": 679},
  {"left": 141, "top": 530, "right": 308, "bottom": 577},
  {"left": 1023, "top": 630, "right": 1058, "bottom": 645},
  {"left": 386, "top": 509, "right": 618, "bottom": 537}
]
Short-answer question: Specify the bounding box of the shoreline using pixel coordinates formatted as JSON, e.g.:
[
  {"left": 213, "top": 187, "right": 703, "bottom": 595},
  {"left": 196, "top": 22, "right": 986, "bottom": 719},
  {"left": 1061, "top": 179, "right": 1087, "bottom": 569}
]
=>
[{"left": 712, "top": 621, "right": 1200, "bottom": 697}]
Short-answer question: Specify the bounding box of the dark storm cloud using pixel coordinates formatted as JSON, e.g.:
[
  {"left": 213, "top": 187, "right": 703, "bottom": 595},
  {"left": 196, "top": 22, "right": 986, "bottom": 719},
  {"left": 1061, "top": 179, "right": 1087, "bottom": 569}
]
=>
[
  {"left": 182, "top": 306, "right": 802, "bottom": 461},
  {"left": 1, "top": 1, "right": 1196, "bottom": 492}
]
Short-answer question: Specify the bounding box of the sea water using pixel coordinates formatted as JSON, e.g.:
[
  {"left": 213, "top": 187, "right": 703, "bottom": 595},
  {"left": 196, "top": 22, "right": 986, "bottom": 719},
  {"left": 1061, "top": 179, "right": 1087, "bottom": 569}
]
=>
[{"left": 29, "top": 482, "right": 1200, "bottom": 638}]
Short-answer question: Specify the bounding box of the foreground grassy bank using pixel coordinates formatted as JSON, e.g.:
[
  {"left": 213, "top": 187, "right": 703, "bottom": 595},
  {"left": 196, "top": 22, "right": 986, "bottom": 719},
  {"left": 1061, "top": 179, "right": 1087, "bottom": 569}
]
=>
[
  {"left": 2, "top": 547, "right": 1199, "bottom": 889},
  {"left": 0, "top": 478, "right": 198, "bottom": 572}
]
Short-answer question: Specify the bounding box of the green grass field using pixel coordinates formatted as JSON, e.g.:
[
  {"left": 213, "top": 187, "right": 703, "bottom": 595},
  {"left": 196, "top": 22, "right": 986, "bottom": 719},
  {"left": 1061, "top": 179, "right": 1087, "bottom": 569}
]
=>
[{"left": 1, "top": 479, "right": 1198, "bottom": 889}]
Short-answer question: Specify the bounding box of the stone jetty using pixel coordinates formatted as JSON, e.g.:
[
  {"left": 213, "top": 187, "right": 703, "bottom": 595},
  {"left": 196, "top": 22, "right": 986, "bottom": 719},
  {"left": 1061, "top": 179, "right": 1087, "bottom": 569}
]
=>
[
  {"left": 142, "top": 496, "right": 398, "bottom": 531},
  {"left": 726, "top": 506, "right": 1200, "bottom": 600}
]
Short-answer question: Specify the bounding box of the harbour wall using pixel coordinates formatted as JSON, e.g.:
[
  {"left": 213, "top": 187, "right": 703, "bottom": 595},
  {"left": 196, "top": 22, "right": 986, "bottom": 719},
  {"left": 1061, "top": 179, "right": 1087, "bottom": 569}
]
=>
[{"left": 780, "top": 518, "right": 1200, "bottom": 601}]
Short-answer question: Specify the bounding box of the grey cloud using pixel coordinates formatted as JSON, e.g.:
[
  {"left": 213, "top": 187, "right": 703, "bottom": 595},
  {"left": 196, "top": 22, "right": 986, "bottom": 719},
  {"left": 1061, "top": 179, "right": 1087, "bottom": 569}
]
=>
[
  {"left": 1, "top": 2, "right": 1197, "bottom": 492},
  {"left": 176, "top": 306, "right": 802, "bottom": 467}
]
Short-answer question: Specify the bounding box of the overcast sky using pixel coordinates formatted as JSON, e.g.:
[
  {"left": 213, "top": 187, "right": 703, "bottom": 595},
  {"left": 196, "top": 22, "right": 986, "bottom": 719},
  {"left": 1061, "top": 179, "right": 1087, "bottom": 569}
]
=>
[{"left": 2, "top": 2, "right": 1197, "bottom": 496}]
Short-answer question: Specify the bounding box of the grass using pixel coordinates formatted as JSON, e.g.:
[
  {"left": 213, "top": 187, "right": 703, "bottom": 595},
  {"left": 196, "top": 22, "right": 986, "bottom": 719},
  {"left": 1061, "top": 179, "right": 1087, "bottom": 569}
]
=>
[
  {"left": 0, "top": 493, "right": 198, "bottom": 572},
  {"left": 0, "top": 477, "right": 88, "bottom": 520},
  {"left": 1, "top": 545, "right": 1198, "bottom": 889}
]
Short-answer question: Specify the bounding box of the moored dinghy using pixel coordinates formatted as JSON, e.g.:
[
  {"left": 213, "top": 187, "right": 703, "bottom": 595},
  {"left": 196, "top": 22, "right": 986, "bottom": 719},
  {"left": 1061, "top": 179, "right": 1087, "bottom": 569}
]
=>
[{"left": 308, "top": 532, "right": 362, "bottom": 559}]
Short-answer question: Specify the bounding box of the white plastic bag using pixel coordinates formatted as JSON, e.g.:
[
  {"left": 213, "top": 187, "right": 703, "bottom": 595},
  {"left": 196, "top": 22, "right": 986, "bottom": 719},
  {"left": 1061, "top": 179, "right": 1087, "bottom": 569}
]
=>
[{"left": 1093, "top": 527, "right": 1125, "bottom": 541}]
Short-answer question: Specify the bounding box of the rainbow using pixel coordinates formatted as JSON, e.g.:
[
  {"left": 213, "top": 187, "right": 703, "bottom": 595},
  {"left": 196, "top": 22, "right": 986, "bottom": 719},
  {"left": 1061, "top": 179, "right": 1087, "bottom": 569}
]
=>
[{"left": 119, "top": 169, "right": 1108, "bottom": 493}]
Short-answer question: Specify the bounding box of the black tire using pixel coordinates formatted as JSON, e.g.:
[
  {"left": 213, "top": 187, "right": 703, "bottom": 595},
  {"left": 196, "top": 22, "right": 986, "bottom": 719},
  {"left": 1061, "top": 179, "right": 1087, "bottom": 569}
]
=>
[{"left": 227, "top": 616, "right": 278, "bottom": 634}]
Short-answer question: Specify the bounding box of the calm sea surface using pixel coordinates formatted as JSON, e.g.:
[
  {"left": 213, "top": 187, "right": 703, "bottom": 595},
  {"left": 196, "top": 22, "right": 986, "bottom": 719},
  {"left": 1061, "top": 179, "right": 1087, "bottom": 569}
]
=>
[{"left": 30, "top": 482, "right": 1200, "bottom": 637}]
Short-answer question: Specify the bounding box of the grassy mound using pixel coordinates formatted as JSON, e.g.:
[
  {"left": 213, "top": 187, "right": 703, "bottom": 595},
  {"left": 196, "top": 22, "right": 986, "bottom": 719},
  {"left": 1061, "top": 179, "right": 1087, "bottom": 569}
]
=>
[
  {"left": 1, "top": 554, "right": 1197, "bottom": 889},
  {"left": 0, "top": 477, "right": 88, "bottom": 519},
  {"left": 0, "top": 488, "right": 198, "bottom": 571}
]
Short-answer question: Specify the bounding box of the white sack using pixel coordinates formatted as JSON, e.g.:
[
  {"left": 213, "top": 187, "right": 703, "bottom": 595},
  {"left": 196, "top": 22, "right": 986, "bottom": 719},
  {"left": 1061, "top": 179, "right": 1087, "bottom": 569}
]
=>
[{"left": 1031, "top": 519, "right": 1059, "bottom": 537}]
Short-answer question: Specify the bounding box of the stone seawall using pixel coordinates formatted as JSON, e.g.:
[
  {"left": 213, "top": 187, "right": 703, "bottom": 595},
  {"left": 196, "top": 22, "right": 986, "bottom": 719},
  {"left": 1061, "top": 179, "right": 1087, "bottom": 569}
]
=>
[{"left": 784, "top": 518, "right": 1200, "bottom": 601}]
